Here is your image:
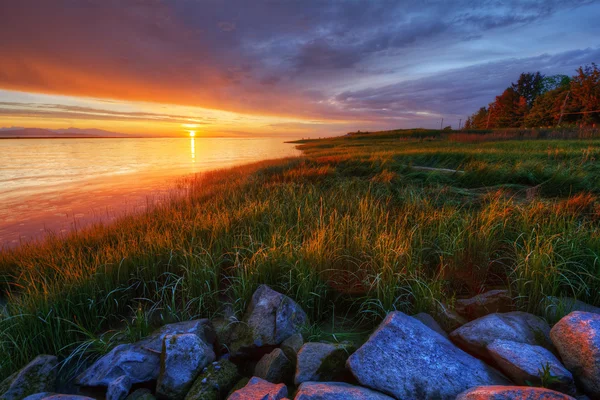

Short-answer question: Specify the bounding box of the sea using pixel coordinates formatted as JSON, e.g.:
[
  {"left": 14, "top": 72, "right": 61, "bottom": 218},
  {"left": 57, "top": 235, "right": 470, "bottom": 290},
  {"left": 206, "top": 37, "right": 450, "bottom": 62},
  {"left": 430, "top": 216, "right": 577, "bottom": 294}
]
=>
[{"left": 0, "top": 137, "right": 301, "bottom": 247}]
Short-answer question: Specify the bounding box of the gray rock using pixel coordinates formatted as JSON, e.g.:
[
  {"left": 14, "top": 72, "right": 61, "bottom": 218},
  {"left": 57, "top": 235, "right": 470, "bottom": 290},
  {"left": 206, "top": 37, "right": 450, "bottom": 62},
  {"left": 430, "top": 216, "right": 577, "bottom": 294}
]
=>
[
  {"left": 227, "top": 377, "right": 287, "bottom": 400},
  {"left": 230, "top": 285, "right": 308, "bottom": 356},
  {"left": 106, "top": 375, "right": 131, "bottom": 400},
  {"left": 456, "top": 386, "right": 576, "bottom": 399},
  {"left": 185, "top": 359, "right": 239, "bottom": 400},
  {"left": 0, "top": 355, "right": 58, "bottom": 400},
  {"left": 22, "top": 394, "right": 57, "bottom": 400},
  {"left": 412, "top": 312, "right": 448, "bottom": 338},
  {"left": 295, "top": 381, "right": 394, "bottom": 400},
  {"left": 124, "top": 389, "right": 155, "bottom": 400},
  {"left": 455, "top": 290, "right": 514, "bottom": 320},
  {"left": 23, "top": 396, "right": 94, "bottom": 400},
  {"left": 37, "top": 397, "right": 94, "bottom": 400},
  {"left": 254, "top": 349, "right": 292, "bottom": 384},
  {"left": 544, "top": 297, "right": 600, "bottom": 323},
  {"left": 295, "top": 342, "right": 353, "bottom": 385},
  {"left": 280, "top": 333, "right": 304, "bottom": 364},
  {"left": 450, "top": 312, "right": 554, "bottom": 360},
  {"left": 75, "top": 344, "right": 158, "bottom": 388},
  {"left": 156, "top": 333, "right": 216, "bottom": 400},
  {"left": 346, "top": 311, "right": 509, "bottom": 400},
  {"left": 551, "top": 311, "right": 600, "bottom": 398},
  {"left": 76, "top": 319, "right": 215, "bottom": 387},
  {"left": 137, "top": 319, "right": 216, "bottom": 353},
  {"left": 488, "top": 339, "right": 575, "bottom": 395}
]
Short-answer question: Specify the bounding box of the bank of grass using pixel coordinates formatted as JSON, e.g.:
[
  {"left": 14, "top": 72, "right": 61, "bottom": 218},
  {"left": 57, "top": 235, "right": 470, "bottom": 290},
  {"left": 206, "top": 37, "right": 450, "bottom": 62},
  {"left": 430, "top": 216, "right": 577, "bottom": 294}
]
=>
[{"left": 1, "top": 128, "right": 600, "bottom": 379}]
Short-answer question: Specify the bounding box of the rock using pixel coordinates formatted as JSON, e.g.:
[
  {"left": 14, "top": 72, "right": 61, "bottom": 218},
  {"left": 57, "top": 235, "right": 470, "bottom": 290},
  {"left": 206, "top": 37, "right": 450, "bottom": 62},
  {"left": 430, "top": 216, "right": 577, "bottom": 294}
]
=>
[
  {"left": 455, "top": 386, "right": 576, "bottom": 399},
  {"left": 450, "top": 312, "right": 554, "bottom": 360},
  {"left": 137, "top": 319, "right": 216, "bottom": 353},
  {"left": 488, "top": 339, "right": 575, "bottom": 395},
  {"left": 227, "top": 377, "right": 287, "bottom": 400},
  {"left": 76, "top": 319, "right": 215, "bottom": 387},
  {"left": 254, "top": 349, "right": 293, "bottom": 384},
  {"left": 434, "top": 303, "right": 468, "bottom": 332},
  {"left": 544, "top": 297, "right": 600, "bottom": 322},
  {"left": 230, "top": 285, "right": 308, "bottom": 356},
  {"left": 550, "top": 311, "right": 600, "bottom": 398},
  {"left": 156, "top": 333, "right": 216, "bottom": 400},
  {"left": 185, "top": 359, "right": 239, "bottom": 400},
  {"left": 125, "top": 389, "right": 155, "bottom": 400},
  {"left": 106, "top": 375, "right": 131, "bottom": 400},
  {"left": 280, "top": 333, "right": 304, "bottom": 364},
  {"left": 75, "top": 344, "right": 158, "bottom": 388},
  {"left": 346, "top": 311, "right": 509, "bottom": 399},
  {"left": 295, "top": 381, "right": 394, "bottom": 400},
  {"left": 295, "top": 342, "right": 353, "bottom": 385},
  {"left": 455, "top": 290, "right": 514, "bottom": 320},
  {"left": 23, "top": 396, "right": 95, "bottom": 400},
  {"left": 0, "top": 355, "right": 58, "bottom": 400},
  {"left": 23, "top": 393, "right": 56, "bottom": 400},
  {"left": 412, "top": 312, "right": 448, "bottom": 338}
]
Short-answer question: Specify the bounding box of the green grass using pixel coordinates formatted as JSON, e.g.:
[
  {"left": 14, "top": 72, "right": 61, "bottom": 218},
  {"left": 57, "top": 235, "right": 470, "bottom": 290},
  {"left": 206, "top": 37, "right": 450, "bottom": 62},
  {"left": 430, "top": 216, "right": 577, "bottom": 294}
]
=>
[{"left": 1, "top": 128, "right": 600, "bottom": 380}]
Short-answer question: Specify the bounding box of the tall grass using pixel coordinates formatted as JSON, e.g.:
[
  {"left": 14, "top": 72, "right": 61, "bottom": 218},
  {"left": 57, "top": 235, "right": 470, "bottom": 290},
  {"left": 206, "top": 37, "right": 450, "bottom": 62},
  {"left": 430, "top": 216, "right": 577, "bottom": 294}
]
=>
[{"left": 1, "top": 131, "right": 599, "bottom": 380}]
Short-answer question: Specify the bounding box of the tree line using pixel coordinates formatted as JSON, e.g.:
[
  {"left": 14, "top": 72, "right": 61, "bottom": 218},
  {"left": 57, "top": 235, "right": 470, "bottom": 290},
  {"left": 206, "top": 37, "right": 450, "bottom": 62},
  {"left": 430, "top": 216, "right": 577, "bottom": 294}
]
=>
[{"left": 464, "top": 63, "right": 600, "bottom": 129}]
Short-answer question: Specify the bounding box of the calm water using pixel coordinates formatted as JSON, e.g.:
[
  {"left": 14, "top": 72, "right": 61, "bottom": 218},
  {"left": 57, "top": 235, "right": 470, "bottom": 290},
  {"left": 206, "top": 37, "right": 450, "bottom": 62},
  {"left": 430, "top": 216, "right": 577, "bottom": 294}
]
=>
[{"left": 0, "top": 137, "right": 300, "bottom": 247}]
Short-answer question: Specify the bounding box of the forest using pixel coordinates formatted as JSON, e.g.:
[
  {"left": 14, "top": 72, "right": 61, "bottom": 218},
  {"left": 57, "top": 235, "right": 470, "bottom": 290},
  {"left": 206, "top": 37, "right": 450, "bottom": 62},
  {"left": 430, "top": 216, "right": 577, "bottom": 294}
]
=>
[{"left": 464, "top": 63, "right": 600, "bottom": 129}]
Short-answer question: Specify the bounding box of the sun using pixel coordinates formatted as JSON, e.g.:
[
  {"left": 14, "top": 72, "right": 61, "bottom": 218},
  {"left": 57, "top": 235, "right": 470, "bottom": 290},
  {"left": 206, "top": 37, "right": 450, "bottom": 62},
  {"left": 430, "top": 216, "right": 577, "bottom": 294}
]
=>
[{"left": 188, "top": 130, "right": 196, "bottom": 137}]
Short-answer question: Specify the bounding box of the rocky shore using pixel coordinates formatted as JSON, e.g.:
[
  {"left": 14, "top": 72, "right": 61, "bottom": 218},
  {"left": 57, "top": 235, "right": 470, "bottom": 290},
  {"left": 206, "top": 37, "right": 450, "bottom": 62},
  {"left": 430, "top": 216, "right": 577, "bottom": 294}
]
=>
[{"left": 2, "top": 285, "right": 600, "bottom": 400}]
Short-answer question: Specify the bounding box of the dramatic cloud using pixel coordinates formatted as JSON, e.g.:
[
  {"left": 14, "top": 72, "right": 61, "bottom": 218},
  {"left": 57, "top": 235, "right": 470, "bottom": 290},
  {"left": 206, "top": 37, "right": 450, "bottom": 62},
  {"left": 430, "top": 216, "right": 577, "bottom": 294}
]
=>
[{"left": 0, "top": 0, "right": 599, "bottom": 130}]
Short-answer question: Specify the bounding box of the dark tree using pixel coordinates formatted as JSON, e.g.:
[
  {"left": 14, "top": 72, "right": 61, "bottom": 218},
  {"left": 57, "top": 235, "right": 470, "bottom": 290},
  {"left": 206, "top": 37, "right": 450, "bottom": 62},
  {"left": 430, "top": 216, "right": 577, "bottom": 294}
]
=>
[{"left": 511, "top": 72, "right": 545, "bottom": 108}]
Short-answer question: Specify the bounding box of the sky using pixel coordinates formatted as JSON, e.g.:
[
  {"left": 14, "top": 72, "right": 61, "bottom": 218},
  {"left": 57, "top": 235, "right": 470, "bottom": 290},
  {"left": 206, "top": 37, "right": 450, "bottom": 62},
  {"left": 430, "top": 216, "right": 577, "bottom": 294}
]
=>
[{"left": 1, "top": 0, "right": 599, "bottom": 137}]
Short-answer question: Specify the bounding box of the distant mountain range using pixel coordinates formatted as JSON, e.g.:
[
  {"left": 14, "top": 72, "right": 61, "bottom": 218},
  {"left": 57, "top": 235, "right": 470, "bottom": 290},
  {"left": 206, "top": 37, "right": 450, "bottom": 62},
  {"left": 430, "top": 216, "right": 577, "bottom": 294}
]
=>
[{"left": 0, "top": 127, "right": 134, "bottom": 138}]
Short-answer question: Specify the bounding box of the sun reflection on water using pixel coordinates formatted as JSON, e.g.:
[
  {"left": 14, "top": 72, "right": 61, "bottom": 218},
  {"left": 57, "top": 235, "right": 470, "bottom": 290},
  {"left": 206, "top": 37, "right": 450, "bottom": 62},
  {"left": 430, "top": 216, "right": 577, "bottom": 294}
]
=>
[{"left": 190, "top": 137, "right": 195, "bottom": 162}]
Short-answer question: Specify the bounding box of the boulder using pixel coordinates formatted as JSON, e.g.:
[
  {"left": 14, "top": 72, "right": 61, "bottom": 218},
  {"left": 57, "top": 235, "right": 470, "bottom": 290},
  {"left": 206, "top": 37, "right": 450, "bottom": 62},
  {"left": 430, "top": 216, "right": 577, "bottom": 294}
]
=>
[
  {"left": 295, "top": 342, "right": 353, "bottom": 385},
  {"left": 227, "top": 377, "right": 287, "bottom": 400},
  {"left": 254, "top": 349, "right": 293, "bottom": 384},
  {"left": 550, "top": 311, "right": 600, "bottom": 398},
  {"left": 156, "top": 333, "right": 216, "bottom": 400},
  {"left": 280, "top": 333, "right": 304, "bottom": 364},
  {"left": 23, "top": 393, "right": 56, "bottom": 400},
  {"left": 229, "top": 285, "right": 308, "bottom": 356},
  {"left": 488, "top": 340, "right": 575, "bottom": 394},
  {"left": 75, "top": 344, "right": 158, "bottom": 388},
  {"left": 124, "top": 389, "right": 155, "bottom": 400},
  {"left": 137, "top": 319, "right": 216, "bottom": 352},
  {"left": 450, "top": 312, "right": 554, "bottom": 360},
  {"left": 23, "top": 396, "right": 95, "bottom": 400},
  {"left": 412, "top": 312, "right": 448, "bottom": 338},
  {"left": 455, "top": 290, "right": 514, "bottom": 320},
  {"left": 295, "top": 381, "right": 394, "bottom": 400},
  {"left": 347, "top": 312, "right": 509, "bottom": 399},
  {"left": 0, "top": 355, "right": 58, "bottom": 400},
  {"left": 455, "top": 386, "right": 576, "bottom": 399},
  {"left": 185, "top": 359, "right": 239, "bottom": 400},
  {"left": 106, "top": 375, "right": 131, "bottom": 400},
  {"left": 76, "top": 319, "right": 215, "bottom": 387},
  {"left": 544, "top": 297, "right": 600, "bottom": 322}
]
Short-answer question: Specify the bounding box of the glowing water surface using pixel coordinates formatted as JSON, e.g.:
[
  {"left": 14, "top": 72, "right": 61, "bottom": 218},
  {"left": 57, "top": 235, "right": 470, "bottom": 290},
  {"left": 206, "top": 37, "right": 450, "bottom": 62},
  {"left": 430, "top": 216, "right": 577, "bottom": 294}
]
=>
[{"left": 0, "top": 137, "right": 300, "bottom": 247}]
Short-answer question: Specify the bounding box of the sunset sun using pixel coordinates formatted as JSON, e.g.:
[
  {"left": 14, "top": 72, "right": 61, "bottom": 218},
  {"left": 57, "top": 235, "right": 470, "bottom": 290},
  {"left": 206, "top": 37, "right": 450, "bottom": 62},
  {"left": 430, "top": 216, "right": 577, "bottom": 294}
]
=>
[{"left": 188, "top": 130, "right": 196, "bottom": 137}]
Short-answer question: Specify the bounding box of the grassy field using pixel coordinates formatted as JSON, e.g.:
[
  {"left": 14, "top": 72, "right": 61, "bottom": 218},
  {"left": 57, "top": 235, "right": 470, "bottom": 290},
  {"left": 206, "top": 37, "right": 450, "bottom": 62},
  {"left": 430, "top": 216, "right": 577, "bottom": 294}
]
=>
[{"left": 1, "top": 128, "right": 600, "bottom": 380}]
